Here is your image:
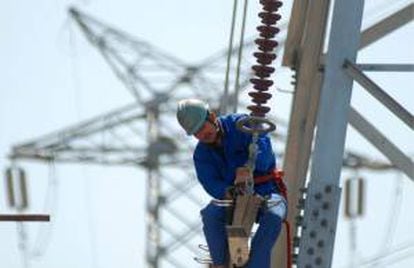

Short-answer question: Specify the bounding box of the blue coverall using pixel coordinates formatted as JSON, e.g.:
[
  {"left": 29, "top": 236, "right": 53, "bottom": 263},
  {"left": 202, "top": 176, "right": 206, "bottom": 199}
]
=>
[{"left": 193, "top": 113, "right": 287, "bottom": 268}]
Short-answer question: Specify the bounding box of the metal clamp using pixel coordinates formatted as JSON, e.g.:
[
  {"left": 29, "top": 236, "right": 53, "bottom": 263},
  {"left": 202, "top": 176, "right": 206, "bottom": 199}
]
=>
[{"left": 236, "top": 116, "right": 276, "bottom": 135}]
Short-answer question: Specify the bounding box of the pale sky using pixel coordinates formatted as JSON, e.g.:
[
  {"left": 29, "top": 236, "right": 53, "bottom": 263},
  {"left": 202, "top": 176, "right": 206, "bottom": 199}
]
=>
[{"left": 1, "top": 1, "right": 413, "bottom": 268}]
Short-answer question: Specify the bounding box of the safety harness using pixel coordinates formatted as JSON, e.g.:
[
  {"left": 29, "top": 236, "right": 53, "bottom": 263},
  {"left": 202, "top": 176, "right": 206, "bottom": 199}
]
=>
[
  {"left": 254, "top": 169, "right": 292, "bottom": 268},
  {"left": 254, "top": 169, "right": 287, "bottom": 199}
]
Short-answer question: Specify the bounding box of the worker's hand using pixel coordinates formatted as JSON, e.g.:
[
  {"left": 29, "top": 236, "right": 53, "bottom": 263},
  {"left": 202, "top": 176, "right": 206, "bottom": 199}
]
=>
[
  {"left": 234, "top": 166, "right": 252, "bottom": 186},
  {"left": 224, "top": 186, "right": 235, "bottom": 200},
  {"left": 253, "top": 194, "right": 265, "bottom": 206}
]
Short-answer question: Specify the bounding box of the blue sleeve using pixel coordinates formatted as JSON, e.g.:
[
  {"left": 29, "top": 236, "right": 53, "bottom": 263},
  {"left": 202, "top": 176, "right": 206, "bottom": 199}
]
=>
[
  {"left": 193, "top": 153, "right": 229, "bottom": 199},
  {"left": 254, "top": 134, "right": 276, "bottom": 172}
]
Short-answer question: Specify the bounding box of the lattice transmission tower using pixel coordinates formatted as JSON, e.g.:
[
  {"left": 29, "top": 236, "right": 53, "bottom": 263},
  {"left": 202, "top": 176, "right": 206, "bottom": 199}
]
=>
[
  {"left": 8, "top": 7, "right": 289, "bottom": 268},
  {"left": 6, "top": 5, "right": 403, "bottom": 268},
  {"left": 279, "top": 1, "right": 414, "bottom": 267}
]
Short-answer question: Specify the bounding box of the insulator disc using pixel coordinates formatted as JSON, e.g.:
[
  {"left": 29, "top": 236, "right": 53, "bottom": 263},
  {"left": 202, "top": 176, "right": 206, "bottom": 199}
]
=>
[
  {"left": 250, "top": 78, "right": 273, "bottom": 90},
  {"left": 252, "top": 65, "right": 275, "bottom": 78},
  {"left": 255, "top": 38, "right": 278, "bottom": 52},
  {"left": 257, "top": 25, "right": 280, "bottom": 38},
  {"left": 260, "top": 0, "right": 283, "bottom": 6},
  {"left": 249, "top": 92, "right": 272, "bottom": 103},
  {"left": 259, "top": 12, "right": 282, "bottom": 25},
  {"left": 253, "top": 52, "right": 276, "bottom": 65},
  {"left": 247, "top": 105, "right": 271, "bottom": 117},
  {"left": 260, "top": 0, "right": 283, "bottom": 11}
]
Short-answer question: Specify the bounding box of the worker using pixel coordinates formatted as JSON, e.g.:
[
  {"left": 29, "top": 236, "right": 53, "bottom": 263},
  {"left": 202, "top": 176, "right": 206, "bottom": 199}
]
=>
[{"left": 176, "top": 98, "right": 287, "bottom": 268}]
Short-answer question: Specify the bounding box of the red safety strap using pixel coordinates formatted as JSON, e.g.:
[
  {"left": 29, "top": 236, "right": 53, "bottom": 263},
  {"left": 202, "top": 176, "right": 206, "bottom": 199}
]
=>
[
  {"left": 254, "top": 169, "right": 287, "bottom": 199},
  {"left": 255, "top": 169, "right": 292, "bottom": 268}
]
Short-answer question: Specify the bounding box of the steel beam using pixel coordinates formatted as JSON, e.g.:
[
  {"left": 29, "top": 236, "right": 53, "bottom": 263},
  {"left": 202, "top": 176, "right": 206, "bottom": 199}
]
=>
[
  {"left": 298, "top": 0, "right": 365, "bottom": 266},
  {"left": 356, "top": 63, "right": 414, "bottom": 72},
  {"left": 349, "top": 107, "right": 414, "bottom": 180},
  {"left": 344, "top": 60, "right": 414, "bottom": 129},
  {"left": 360, "top": 3, "right": 414, "bottom": 49},
  {"left": 276, "top": 0, "right": 331, "bottom": 266},
  {"left": 146, "top": 107, "right": 162, "bottom": 268},
  {"left": 0, "top": 214, "right": 50, "bottom": 222},
  {"left": 282, "top": 0, "right": 310, "bottom": 66}
]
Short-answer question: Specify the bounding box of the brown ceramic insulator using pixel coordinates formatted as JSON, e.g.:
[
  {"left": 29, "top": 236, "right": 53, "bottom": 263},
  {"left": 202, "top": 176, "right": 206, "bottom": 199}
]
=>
[
  {"left": 259, "top": 12, "right": 282, "bottom": 25},
  {"left": 257, "top": 25, "right": 280, "bottom": 38},
  {"left": 260, "top": 0, "right": 283, "bottom": 12},
  {"left": 262, "top": 4, "right": 280, "bottom": 12},
  {"left": 253, "top": 52, "right": 276, "bottom": 65},
  {"left": 250, "top": 78, "right": 274, "bottom": 91},
  {"left": 245, "top": 0, "right": 282, "bottom": 118},
  {"left": 260, "top": 0, "right": 282, "bottom": 5},
  {"left": 248, "top": 91, "right": 272, "bottom": 103},
  {"left": 252, "top": 65, "right": 275, "bottom": 78},
  {"left": 247, "top": 105, "right": 271, "bottom": 117},
  {"left": 255, "top": 38, "right": 278, "bottom": 52}
]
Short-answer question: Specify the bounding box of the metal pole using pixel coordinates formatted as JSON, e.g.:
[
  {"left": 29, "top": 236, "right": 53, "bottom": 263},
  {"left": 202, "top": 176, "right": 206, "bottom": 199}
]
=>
[
  {"left": 276, "top": 1, "right": 331, "bottom": 266},
  {"left": 348, "top": 107, "right": 414, "bottom": 179},
  {"left": 355, "top": 63, "right": 414, "bottom": 72},
  {"left": 0, "top": 214, "right": 50, "bottom": 221},
  {"left": 297, "top": 0, "right": 365, "bottom": 266},
  {"left": 145, "top": 106, "right": 161, "bottom": 268},
  {"left": 344, "top": 61, "right": 414, "bottom": 129}
]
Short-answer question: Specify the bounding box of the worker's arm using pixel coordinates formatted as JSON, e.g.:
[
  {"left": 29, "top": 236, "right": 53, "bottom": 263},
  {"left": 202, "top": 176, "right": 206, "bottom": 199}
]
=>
[
  {"left": 194, "top": 154, "right": 230, "bottom": 199},
  {"left": 254, "top": 133, "right": 276, "bottom": 172}
]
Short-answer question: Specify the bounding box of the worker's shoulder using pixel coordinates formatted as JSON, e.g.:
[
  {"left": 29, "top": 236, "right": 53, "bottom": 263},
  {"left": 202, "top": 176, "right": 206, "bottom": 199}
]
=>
[
  {"left": 193, "top": 141, "right": 209, "bottom": 159},
  {"left": 219, "top": 113, "right": 247, "bottom": 121},
  {"left": 193, "top": 142, "right": 211, "bottom": 163},
  {"left": 219, "top": 113, "right": 247, "bottom": 128}
]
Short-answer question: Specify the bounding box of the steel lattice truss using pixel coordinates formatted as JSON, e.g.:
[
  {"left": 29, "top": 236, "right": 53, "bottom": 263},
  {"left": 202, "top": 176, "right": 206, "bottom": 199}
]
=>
[
  {"left": 8, "top": 8, "right": 288, "bottom": 268},
  {"left": 7, "top": 7, "right": 397, "bottom": 268}
]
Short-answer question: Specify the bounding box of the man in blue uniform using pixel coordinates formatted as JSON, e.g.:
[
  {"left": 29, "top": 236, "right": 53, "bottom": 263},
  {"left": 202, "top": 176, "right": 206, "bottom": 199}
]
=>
[{"left": 176, "top": 98, "right": 287, "bottom": 268}]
